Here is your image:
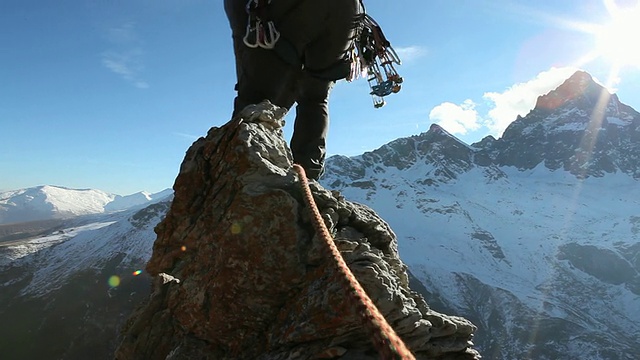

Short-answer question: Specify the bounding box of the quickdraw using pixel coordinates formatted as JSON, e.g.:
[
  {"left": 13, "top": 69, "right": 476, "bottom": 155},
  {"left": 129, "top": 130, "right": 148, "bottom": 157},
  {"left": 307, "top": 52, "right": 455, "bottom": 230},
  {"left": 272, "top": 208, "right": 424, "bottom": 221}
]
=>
[
  {"left": 243, "top": 0, "right": 280, "bottom": 49},
  {"left": 243, "top": 0, "right": 403, "bottom": 109},
  {"left": 349, "top": 3, "right": 403, "bottom": 108}
]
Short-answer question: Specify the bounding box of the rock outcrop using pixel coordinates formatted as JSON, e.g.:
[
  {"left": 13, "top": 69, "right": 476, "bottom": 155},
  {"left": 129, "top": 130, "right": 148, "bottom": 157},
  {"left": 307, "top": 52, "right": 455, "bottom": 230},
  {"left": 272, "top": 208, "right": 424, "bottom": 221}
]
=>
[{"left": 115, "top": 101, "right": 480, "bottom": 360}]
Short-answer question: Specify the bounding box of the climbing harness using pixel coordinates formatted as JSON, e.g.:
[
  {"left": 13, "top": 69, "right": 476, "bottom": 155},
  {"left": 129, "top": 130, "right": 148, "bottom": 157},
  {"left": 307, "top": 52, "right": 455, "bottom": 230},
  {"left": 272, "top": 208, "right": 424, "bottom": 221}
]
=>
[
  {"left": 243, "top": 0, "right": 280, "bottom": 49},
  {"left": 293, "top": 164, "right": 416, "bottom": 360},
  {"left": 348, "top": 2, "right": 404, "bottom": 108},
  {"left": 242, "top": 0, "right": 403, "bottom": 108}
]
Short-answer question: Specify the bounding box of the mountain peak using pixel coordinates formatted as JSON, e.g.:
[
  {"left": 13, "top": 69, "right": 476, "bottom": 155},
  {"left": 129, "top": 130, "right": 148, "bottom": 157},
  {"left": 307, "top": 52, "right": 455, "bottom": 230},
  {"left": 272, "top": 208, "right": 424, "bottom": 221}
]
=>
[
  {"left": 428, "top": 123, "right": 446, "bottom": 133},
  {"left": 326, "top": 69, "right": 640, "bottom": 183},
  {"left": 485, "top": 71, "right": 640, "bottom": 176},
  {"left": 0, "top": 186, "right": 173, "bottom": 225},
  {"left": 534, "top": 70, "right": 608, "bottom": 111}
]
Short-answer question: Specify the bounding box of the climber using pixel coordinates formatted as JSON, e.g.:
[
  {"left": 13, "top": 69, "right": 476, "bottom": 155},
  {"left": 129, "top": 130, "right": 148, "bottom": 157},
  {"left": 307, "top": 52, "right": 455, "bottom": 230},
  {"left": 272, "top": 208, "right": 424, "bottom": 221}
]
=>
[{"left": 224, "top": 0, "right": 360, "bottom": 180}]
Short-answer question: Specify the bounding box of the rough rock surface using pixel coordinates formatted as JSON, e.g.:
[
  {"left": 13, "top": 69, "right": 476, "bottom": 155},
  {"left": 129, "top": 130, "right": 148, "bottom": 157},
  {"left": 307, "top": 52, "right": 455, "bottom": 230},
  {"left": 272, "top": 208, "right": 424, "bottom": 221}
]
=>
[{"left": 115, "top": 101, "right": 480, "bottom": 360}]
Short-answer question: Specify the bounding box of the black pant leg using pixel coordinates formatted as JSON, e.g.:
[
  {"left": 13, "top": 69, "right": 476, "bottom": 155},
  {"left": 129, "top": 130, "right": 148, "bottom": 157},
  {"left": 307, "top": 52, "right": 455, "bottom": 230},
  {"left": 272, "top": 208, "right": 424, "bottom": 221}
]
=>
[
  {"left": 224, "top": 0, "right": 296, "bottom": 116},
  {"left": 290, "top": 74, "right": 334, "bottom": 180}
]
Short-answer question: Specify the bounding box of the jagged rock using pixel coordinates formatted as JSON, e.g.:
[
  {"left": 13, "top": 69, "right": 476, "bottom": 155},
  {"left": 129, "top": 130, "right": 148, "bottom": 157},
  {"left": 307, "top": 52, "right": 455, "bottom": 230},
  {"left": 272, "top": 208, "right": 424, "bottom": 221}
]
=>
[
  {"left": 115, "top": 101, "right": 480, "bottom": 360},
  {"left": 324, "top": 123, "right": 507, "bottom": 189},
  {"left": 484, "top": 71, "right": 640, "bottom": 177},
  {"left": 326, "top": 71, "right": 640, "bottom": 190}
]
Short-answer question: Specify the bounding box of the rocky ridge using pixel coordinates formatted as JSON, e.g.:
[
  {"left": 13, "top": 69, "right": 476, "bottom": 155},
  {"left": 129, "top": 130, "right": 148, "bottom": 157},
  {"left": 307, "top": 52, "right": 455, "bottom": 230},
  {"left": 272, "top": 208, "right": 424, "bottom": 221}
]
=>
[
  {"left": 319, "top": 71, "right": 640, "bottom": 359},
  {"left": 325, "top": 71, "right": 640, "bottom": 189},
  {"left": 115, "top": 101, "right": 480, "bottom": 360},
  {"left": 487, "top": 71, "right": 640, "bottom": 177},
  {"left": 0, "top": 185, "right": 172, "bottom": 225}
]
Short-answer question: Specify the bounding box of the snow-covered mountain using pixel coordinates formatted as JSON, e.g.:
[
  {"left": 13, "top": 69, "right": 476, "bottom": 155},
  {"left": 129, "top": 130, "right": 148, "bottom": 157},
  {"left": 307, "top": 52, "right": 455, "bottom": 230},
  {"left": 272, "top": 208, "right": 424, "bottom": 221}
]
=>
[
  {"left": 1, "top": 70, "right": 638, "bottom": 359},
  {"left": 481, "top": 70, "right": 640, "bottom": 178},
  {"left": 104, "top": 188, "right": 173, "bottom": 212},
  {"left": 0, "top": 186, "right": 173, "bottom": 358},
  {"left": 0, "top": 185, "right": 172, "bottom": 225},
  {"left": 0, "top": 200, "right": 169, "bottom": 359},
  {"left": 321, "top": 71, "right": 640, "bottom": 359}
]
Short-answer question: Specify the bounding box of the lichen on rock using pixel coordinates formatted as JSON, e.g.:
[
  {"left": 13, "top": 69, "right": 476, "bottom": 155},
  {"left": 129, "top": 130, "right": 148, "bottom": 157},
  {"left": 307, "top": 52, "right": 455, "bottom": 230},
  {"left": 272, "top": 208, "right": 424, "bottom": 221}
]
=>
[{"left": 115, "top": 101, "right": 480, "bottom": 360}]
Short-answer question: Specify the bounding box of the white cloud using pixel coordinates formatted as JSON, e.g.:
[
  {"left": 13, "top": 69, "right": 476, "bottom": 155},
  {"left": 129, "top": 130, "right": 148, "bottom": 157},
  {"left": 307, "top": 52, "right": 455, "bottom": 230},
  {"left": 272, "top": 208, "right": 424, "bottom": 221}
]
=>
[
  {"left": 426, "top": 66, "right": 588, "bottom": 140},
  {"left": 482, "top": 66, "right": 579, "bottom": 137},
  {"left": 429, "top": 99, "right": 481, "bottom": 135},
  {"left": 173, "top": 132, "right": 200, "bottom": 141},
  {"left": 101, "top": 49, "right": 149, "bottom": 89},
  {"left": 394, "top": 46, "right": 427, "bottom": 63},
  {"left": 101, "top": 23, "right": 149, "bottom": 89},
  {"left": 106, "top": 22, "right": 138, "bottom": 44}
]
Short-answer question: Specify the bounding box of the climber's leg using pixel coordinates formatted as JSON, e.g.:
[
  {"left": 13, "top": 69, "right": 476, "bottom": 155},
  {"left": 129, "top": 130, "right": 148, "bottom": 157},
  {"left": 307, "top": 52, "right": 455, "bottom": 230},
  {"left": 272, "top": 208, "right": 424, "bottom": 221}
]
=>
[
  {"left": 224, "top": 0, "right": 296, "bottom": 116},
  {"left": 290, "top": 73, "right": 334, "bottom": 180}
]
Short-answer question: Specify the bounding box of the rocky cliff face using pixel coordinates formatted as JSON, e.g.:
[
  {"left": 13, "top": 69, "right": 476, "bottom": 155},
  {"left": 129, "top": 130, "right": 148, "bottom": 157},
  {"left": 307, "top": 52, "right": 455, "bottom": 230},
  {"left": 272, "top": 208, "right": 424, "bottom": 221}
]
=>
[{"left": 115, "top": 102, "right": 480, "bottom": 360}]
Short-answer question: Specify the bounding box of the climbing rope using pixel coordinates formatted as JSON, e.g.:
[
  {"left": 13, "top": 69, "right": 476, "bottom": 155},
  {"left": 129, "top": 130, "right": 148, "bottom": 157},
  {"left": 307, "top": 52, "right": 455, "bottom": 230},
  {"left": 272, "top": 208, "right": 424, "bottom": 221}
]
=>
[{"left": 293, "top": 164, "right": 416, "bottom": 360}]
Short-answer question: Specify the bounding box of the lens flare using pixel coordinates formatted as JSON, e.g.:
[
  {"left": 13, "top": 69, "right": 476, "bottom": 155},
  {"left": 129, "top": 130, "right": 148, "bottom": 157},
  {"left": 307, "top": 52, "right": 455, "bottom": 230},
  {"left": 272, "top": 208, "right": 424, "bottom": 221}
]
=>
[
  {"left": 132, "top": 270, "right": 142, "bottom": 276},
  {"left": 108, "top": 275, "right": 121, "bottom": 288},
  {"left": 231, "top": 222, "right": 242, "bottom": 234}
]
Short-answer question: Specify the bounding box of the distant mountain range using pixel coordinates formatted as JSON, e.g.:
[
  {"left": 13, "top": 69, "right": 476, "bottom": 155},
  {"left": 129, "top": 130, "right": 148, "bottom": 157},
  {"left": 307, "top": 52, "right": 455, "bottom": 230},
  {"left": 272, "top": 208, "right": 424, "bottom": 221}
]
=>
[
  {"left": 322, "top": 71, "right": 640, "bottom": 359},
  {"left": 0, "top": 196, "right": 169, "bottom": 359},
  {"left": 0, "top": 185, "right": 173, "bottom": 225},
  {"left": 1, "top": 71, "right": 638, "bottom": 359}
]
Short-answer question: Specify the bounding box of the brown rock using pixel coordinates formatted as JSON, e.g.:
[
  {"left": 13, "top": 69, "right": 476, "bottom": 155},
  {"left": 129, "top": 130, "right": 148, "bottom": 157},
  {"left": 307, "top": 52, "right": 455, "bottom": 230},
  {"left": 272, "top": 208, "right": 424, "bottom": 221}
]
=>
[{"left": 115, "top": 101, "right": 480, "bottom": 360}]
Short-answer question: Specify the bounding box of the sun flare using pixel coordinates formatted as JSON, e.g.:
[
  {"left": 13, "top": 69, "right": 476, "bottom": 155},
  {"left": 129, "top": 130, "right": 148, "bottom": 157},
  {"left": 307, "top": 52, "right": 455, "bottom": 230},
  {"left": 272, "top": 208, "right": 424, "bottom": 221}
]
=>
[{"left": 593, "top": 0, "right": 640, "bottom": 68}]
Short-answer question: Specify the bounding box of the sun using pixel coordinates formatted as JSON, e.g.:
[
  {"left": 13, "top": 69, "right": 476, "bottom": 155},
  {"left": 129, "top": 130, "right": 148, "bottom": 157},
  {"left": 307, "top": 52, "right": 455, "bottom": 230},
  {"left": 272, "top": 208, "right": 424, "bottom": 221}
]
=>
[
  {"left": 564, "top": 0, "right": 640, "bottom": 86},
  {"left": 593, "top": 0, "right": 640, "bottom": 68}
]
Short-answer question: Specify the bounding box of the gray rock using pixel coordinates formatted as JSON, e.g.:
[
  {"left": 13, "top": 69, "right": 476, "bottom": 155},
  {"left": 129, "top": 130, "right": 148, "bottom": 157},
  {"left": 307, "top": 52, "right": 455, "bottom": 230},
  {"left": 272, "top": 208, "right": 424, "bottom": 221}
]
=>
[{"left": 116, "top": 101, "right": 480, "bottom": 360}]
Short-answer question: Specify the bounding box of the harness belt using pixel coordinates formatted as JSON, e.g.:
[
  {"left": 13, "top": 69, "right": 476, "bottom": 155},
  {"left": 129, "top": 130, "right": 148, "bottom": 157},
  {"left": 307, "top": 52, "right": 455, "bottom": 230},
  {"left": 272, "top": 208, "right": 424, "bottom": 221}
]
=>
[{"left": 242, "top": 0, "right": 404, "bottom": 107}]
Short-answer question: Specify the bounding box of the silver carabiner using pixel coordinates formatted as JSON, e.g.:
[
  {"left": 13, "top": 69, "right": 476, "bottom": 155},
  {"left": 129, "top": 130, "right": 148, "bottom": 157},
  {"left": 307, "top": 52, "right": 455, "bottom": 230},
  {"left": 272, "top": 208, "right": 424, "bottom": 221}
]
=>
[
  {"left": 257, "top": 21, "right": 280, "bottom": 49},
  {"left": 243, "top": 21, "right": 260, "bottom": 48},
  {"left": 386, "top": 44, "right": 402, "bottom": 65},
  {"left": 243, "top": 0, "right": 259, "bottom": 48}
]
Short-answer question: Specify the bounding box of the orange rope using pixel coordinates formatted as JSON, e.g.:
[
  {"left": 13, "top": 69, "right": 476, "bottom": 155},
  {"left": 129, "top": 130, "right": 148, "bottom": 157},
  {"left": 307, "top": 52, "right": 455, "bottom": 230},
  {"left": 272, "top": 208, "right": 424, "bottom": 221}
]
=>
[{"left": 293, "top": 164, "right": 416, "bottom": 360}]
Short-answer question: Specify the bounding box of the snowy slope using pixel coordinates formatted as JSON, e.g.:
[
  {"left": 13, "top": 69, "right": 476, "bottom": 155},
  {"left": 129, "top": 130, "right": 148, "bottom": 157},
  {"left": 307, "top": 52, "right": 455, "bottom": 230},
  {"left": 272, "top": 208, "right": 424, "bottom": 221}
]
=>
[
  {"left": 0, "top": 185, "right": 173, "bottom": 225},
  {"left": 0, "top": 200, "right": 169, "bottom": 359},
  {"left": 104, "top": 188, "right": 173, "bottom": 212},
  {"left": 319, "top": 71, "right": 640, "bottom": 359},
  {"left": 322, "top": 156, "right": 639, "bottom": 359},
  {"left": 0, "top": 186, "right": 115, "bottom": 224},
  {"left": 0, "top": 201, "right": 168, "bottom": 296}
]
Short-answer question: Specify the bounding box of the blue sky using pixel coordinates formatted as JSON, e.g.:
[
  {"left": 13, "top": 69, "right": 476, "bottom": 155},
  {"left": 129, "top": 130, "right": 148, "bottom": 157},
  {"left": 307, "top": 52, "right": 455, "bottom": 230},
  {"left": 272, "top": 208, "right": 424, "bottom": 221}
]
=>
[{"left": 2, "top": 0, "right": 640, "bottom": 195}]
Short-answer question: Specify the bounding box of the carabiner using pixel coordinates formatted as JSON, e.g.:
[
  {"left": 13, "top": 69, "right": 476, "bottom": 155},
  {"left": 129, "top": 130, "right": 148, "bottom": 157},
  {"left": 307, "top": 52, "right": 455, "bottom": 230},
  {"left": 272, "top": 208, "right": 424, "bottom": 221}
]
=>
[
  {"left": 257, "top": 21, "right": 280, "bottom": 49},
  {"left": 386, "top": 44, "right": 402, "bottom": 65},
  {"left": 372, "top": 95, "right": 386, "bottom": 108},
  {"left": 243, "top": 20, "right": 260, "bottom": 48}
]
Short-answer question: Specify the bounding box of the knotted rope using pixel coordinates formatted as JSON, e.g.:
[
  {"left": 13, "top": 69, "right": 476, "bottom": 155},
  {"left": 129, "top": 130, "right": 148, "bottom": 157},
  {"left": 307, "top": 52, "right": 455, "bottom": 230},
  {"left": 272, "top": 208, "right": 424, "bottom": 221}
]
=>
[{"left": 293, "top": 164, "right": 416, "bottom": 360}]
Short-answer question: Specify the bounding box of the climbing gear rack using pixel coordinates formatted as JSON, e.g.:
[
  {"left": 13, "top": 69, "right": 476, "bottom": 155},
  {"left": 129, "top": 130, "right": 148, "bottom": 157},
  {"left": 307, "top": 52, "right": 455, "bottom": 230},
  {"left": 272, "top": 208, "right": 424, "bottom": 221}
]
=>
[
  {"left": 243, "top": 0, "right": 280, "bottom": 49},
  {"left": 349, "top": 2, "right": 403, "bottom": 108}
]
